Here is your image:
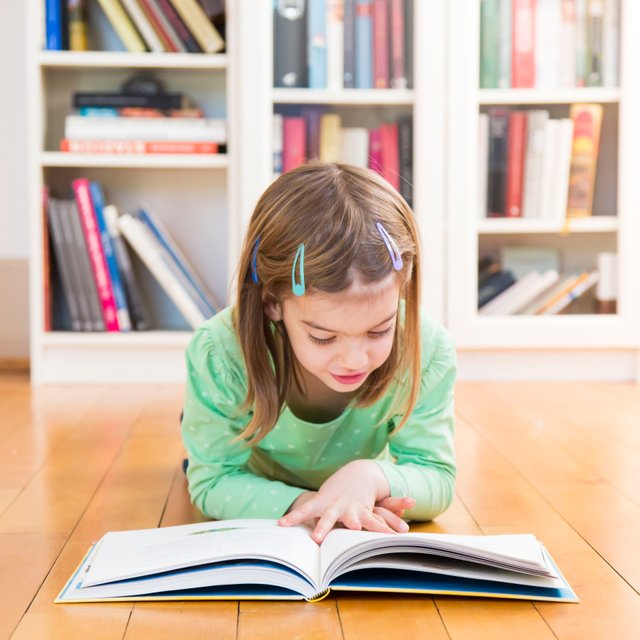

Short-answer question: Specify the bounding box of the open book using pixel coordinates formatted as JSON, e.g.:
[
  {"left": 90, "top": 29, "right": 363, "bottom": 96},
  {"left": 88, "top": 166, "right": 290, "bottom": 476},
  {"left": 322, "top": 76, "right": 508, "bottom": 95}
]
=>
[{"left": 56, "top": 519, "right": 578, "bottom": 603}]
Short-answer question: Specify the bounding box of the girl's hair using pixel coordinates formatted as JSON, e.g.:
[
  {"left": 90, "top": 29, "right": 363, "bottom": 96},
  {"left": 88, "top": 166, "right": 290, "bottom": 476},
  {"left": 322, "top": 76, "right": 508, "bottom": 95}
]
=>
[{"left": 233, "top": 162, "right": 421, "bottom": 444}]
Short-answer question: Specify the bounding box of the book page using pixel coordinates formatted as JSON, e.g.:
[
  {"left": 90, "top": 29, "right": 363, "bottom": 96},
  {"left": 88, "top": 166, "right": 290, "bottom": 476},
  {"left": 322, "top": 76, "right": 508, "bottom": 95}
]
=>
[{"left": 83, "top": 519, "right": 320, "bottom": 588}]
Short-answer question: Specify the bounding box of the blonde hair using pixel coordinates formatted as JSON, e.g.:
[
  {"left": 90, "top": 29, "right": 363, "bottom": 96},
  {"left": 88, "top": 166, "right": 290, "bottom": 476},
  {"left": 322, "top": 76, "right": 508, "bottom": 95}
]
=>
[{"left": 233, "top": 162, "right": 421, "bottom": 444}]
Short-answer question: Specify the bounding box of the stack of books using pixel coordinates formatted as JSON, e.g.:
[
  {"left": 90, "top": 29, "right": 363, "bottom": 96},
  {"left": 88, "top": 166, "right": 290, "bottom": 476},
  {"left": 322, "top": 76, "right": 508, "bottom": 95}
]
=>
[
  {"left": 274, "top": 0, "right": 413, "bottom": 90},
  {"left": 478, "top": 103, "right": 603, "bottom": 220},
  {"left": 480, "top": 0, "right": 619, "bottom": 89},
  {"left": 274, "top": 110, "right": 412, "bottom": 205},
  {"left": 45, "top": 0, "right": 225, "bottom": 54},
  {"left": 45, "top": 179, "right": 221, "bottom": 332}
]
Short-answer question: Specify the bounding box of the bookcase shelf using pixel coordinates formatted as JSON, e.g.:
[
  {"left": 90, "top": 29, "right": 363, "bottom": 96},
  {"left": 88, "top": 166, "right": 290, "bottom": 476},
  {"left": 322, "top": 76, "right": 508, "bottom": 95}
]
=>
[
  {"left": 40, "top": 151, "right": 229, "bottom": 170},
  {"left": 42, "top": 330, "right": 192, "bottom": 348},
  {"left": 272, "top": 89, "right": 414, "bottom": 106},
  {"left": 477, "top": 217, "right": 619, "bottom": 235},
  {"left": 37, "top": 50, "right": 228, "bottom": 70},
  {"left": 478, "top": 87, "right": 621, "bottom": 106}
]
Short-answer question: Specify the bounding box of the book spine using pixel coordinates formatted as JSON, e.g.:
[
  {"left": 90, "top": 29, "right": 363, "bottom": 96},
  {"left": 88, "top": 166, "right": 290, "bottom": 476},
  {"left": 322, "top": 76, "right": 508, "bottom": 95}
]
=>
[
  {"left": 541, "top": 271, "right": 599, "bottom": 314},
  {"left": 404, "top": 0, "right": 413, "bottom": 88},
  {"left": 498, "top": 0, "right": 512, "bottom": 88},
  {"left": 398, "top": 115, "right": 413, "bottom": 207},
  {"left": 505, "top": 111, "right": 527, "bottom": 217},
  {"left": 273, "top": 113, "right": 283, "bottom": 176},
  {"left": 117, "top": 214, "right": 206, "bottom": 329},
  {"left": 339, "top": 127, "right": 369, "bottom": 167},
  {"left": 120, "top": 0, "right": 166, "bottom": 52},
  {"left": 343, "top": 0, "right": 356, "bottom": 88},
  {"left": 319, "top": 113, "right": 342, "bottom": 162},
  {"left": 169, "top": 0, "right": 224, "bottom": 53},
  {"left": 68, "top": 0, "right": 89, "bottom": 51},
  {"left": 47, "top": 199, "right": 83, "bottom": 331},
  {"left": 355, "top": 0, "right": 373, "bottom": 88},
  {"left": 327, "top": 0, "right": 345, "bottom": 91},
  {"left": 138, "top": 0, "right": 185, "bottom": 52},
  {"left": 89, "top": 183, "right": 132, "bottom": 332},
  {"left": 67, "top": 200, "right": 106, "bottom": 331},
  {"left": 511, "top": 0, "right": 536, "bottom": 88},
  {"left": 308, "top": 0, "right": 328, "bottom": 89},
  {"left": 521, "top": 109, "right": 549, "bottom": 218},
  {"left": 154, "top": 0, "right": 202, "bottom": 52},
  {"left": 60, "top": 139, "right": 219, "bottom": 154},
  {"left": 45, "top": 0, "right": 64, "bottom": 50},
  {"left": 487, "top": 107, "right": 509, "bottom": 217},
  {"left": 372, "top": 0, "right": 389, "bottom": 89},
  {"left": 282, "top": 117, "right": 307, "bottom": 172},
  {"left": 95, "top": 0, "right": 147, "bottom": 52},
  {"left": 73, "top": 93, "right": 185, "bottom": 110},
  {"left": 561, "top": 0, "right": 577, "bottom": 87},
  {"left": 602, "top": 0, "right": 619, "bottom": 87},
  {"left": 575, "top": 0, "right": 588, "bottom": 86},
  {"left": 368, "top": 126, "right": 383, "bottom": 174},
  {"left": 478, "top": 112, "right": 489, "bottom": 218},
  {"left": 389, "top": 0, "right": 406, "bottom": 89},
  {"left": 72, "top": 179, "right": 120, "bottom": 332},
  {"left": 103, "top": 205, "right": 151, "bottom": 330},
  {"left": 273, "top": 0, "right": 308, "bottom": 87},
  {"left": 586, "top": 0, "right": 604, "bottom": 86},
  {"left": 480, "top": 0, "right": 500, "bottom": 88},
  {"left": 42, "top": 187, "right": 52, "bottom": 331},
  {"left": 551, "top": 118, "right": 575, "bottom": 224},
  {"left": 380, "top": 121, "right": 400, "bottom": 191},
  {"left": 535, "top": 0, "right": 561, "bottom": 89},
  {"left": 300, "top": 107, "right": 324, "bottom": 160},
  {"left": 566, "top": 103, "right": 602, "bottom": 217}
]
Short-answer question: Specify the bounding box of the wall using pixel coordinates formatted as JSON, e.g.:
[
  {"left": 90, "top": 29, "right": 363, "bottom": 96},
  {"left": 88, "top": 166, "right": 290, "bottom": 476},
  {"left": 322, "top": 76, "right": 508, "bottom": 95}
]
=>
[{"left": 0, "top": 2, "right": 29, "bottom": 359}]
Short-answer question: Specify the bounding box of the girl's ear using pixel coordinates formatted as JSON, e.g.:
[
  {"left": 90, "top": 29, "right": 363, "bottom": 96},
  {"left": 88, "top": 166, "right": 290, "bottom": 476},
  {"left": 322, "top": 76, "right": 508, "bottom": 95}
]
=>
[{"left": 263, "top": 294, "right": 282, "bottom": 322}]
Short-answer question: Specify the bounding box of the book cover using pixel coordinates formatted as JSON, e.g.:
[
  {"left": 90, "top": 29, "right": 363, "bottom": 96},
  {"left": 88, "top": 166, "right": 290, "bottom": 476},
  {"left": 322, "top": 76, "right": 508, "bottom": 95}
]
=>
[
  {"left": 134, "top": 207, "right": 220, "bottom": 316},
  {"left": 308, "top": 0, "right": 328, "bottom": 89},
  {"left": 372, "top": 0, "right": 389, "bottom": 89},
  {"left": 273, "top": 113, "right": 284, "bottom": 176},
  {"left": 282, "top": 116, "right": 307, "bottom": 172},
  {"left": 154, "top": 0, "right": 202, "bottom": 52},
  {"left": 327, "top": 0, "right": 345, "bottom": 91},
  {"left": 60, "top": 139, "right": 219, "bottom": 154},
  {"left": 521, "top": 109, "right": 549, "bottom": 218},
  {"left": 511, "top": 0, "right": 536, "bottom": 88},
  {"left": 68, "top": 0, "right": 89, "bottom": 51},
  {"left": 602, "top": 0, "right": 619, "bottom": 87},
  {"left": 575, "top": 0, "right": 589, "bottom": 86},
  {"left": 355, "top": 0, "right": 373, "bottom": 88},
  {"left": 566, "top": 103, "right": 602, "bottom": 217},
  {"left": 535, "top": 0, "right": 561, "bottom": 88},
  {"left": 560, "top": 0, "right": 577, "bottom": 87},
  {"left": 478, "top": 112, "right": 489, "bottom": 218},
  {"left": 273, "top": 0, "right": 308, "bottom": 88},
  {"left": 487, "top": 107, "right": 510, "bottom": 217},
  {"left": 45, "top": 0, "right": 64, "bottom": 50},
  {"left": 169, "top": 0, "right": 225, "bottom": 53},
  {"left": 300, "top": 106, "right": 325, "bottom": 161},
  {"left": 72, "top": 179, "right": 120, "bottom": 332},
  {"left": 380, "top": 122, "right": 400, "bottom": 191},
  {"left": 42, "top": 187, "right": 52, "bottom": 332},
  {"left": 339, "top": 127, "right": 369, "bottom": 168},
  {"left": 117, "top": 214, "right": 207, "bottom": 329},
  {"left": 368, "top": 127, "right": 383, "bottom": 174},
  {"left": 55, "top": 519, "right": 579, "bottom": 604},
  {"left": 73, "top": 92, "right": 187, "bottom": 110},
  {"left": 540, "top": 270, "right": 599, "bottom": 314},
  {"left": 478, "top": 269, "right": 516, "bottom": 308},
  {"left": 389, "top": 0, "right": 406, "bottom": 89},
  {"left": 120, "top": 0, "right": 166, "bottom": 52},
  {"left": 95, "top": 0, "right": 147, "bottom": 52},
  {"left": 398, "top": 115, "right": 413, "bottom": 207},
  {"left": 586, "top": 0, "right": 604, "bottom": 86},
  {"left": 343, "top": 0, "right": 356, "bottom": 88},
  {"left": 505, "top": 111, "right": 527, "bottom": 218},
  {"left": 319, "top": 113, "right": 342, "bottom": 162},
  {"left": 138, "top": 0, "right": 185, "bottom": 52},
  {"left": 498, "top": 0, "right": 512, "bottom": 88}
]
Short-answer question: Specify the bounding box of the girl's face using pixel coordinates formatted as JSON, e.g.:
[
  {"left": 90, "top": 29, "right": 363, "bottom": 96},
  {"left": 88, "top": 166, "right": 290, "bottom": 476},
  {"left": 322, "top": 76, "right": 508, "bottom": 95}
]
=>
[{"left": 266, "top": 274, "right": 401, "bottom": 394}]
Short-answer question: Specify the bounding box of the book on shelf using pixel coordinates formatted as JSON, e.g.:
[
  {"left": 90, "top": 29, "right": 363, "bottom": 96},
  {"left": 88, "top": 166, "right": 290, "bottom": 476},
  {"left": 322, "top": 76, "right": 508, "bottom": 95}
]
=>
[
  {"left": 273, "top": 0, "right": 308, "bottom": 88},
  {"left": 479, "top": 0, "right": 619, "bottom": 89},
  {"left": 500, "top": 245, "right": 560, "bottom": 280},
  {"left": 120, "top": 0, "right": 166, "bottom": 53},
  {"left": 566, "top": 103, "right": 603, "bottom": 217},
  {"left": 68, "top": 0, "right": 89, "bottom": 51},
  {"left": 537, "top": 270, "right": 599, "bottom": 315},
  {"left": 117, "top": 213, "right": 209, "bottom": 329},
  {"left": 138, "top": 0, "right": 186, "bottom": 52},
  {"left": 478, "top": 269, "right": 516, "bottom": 309},
  {"left": 153, "top": 0, "right": 202, "bottom": 53},
  {"left": 169, "top": 0, "right": 224, "bottom": 53},
  {"left": 60, "top": 139, "right": 219, "bottom": 154},
  {"left": 308, "top": 0, "right": 328, "bottom": 89},
  {"left": 73, "top": 91, "right": 190, "bottom": 111},
  {"left": 55, "top": 519, "right": 578, "bottom": 604},
  {"left": 326, "top": 0, "right": 344, "bottom": 91},
  {"left": 95, "top": 0, "right": 147, "bottom": 52},
  {"left": 516, "top": 273, "right": 578, "bottom": 315}
]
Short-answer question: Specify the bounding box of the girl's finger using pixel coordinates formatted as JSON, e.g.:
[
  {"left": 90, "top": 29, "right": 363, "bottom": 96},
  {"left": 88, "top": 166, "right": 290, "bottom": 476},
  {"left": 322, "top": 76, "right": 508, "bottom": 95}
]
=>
[
  {"left": 360, "top": 510, "right": 396, "bottom": 535},
  {"left": 311, "top": 512, "right": 340, "bottom": 543},
  {"left": 278, "top": 499, "right": 318, "bottom": 527},
  {"left": 376, "top": 496, "right": 415, "bottom": 512},
  {"left": 373, "top": 506, "right": 410, "bottom": 533}
]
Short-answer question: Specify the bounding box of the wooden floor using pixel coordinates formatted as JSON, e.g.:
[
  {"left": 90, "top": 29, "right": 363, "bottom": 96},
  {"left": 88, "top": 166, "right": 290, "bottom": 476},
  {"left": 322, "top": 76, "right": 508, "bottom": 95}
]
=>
[{"left": 1, "top": 374, "right": 640, "bottom": 639}]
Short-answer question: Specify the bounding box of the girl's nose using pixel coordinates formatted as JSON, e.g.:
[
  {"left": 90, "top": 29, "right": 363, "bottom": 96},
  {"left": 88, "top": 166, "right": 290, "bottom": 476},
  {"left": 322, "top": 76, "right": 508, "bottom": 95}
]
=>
[{"left": 339, "top": 340, "right": 368, "bottom": 370}]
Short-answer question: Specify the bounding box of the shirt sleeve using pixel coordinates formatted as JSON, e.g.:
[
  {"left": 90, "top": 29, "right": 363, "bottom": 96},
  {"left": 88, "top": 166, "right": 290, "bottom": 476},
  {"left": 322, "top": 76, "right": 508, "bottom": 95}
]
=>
[
  {"left": 373, "top": 325, "right": 457, "bottom": 521},
  {"left": 181, "top": 327, "right": 306, "bottom": 520}
]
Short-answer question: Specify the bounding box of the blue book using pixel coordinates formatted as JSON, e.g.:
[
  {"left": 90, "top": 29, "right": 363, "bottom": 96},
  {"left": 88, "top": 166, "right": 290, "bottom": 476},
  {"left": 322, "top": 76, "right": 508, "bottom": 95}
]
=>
[
  {"left": 79, "top": 107, "right": 120, "bottom": 117},
  {"left": 89, "top": 182, "right": 131, "bottom": 331},
  {"left": 307, "top": 0, "right": 327, "bottom": 88},
  {"left": 355, "top": 0, "right": 373, "bottom": 88},
  {"left": 134, "top": 208, "right": 220, "bottom": 317},
  {"left": 45, "top": 0, "right": 64, "bottom": 50}
]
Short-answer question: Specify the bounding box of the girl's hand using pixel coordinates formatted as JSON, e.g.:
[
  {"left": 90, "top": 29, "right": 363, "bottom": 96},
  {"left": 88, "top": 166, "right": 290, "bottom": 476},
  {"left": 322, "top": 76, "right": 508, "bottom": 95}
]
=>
[{"left": 278, "top": 460, "right": 413, "bottom": 543}]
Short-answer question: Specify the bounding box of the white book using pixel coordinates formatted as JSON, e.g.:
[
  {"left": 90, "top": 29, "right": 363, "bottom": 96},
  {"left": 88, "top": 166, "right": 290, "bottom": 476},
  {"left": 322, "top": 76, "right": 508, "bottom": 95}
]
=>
[
  {"left": 549, "top": 118, "right": 574, "bottom": 225},
  {"left": 575, "top": 0, "right": 588, "bottom": 85},
  {"left": 273, "top": 113, "right": 283, "bottom": 178},
  {"left": 326, "top": 0, "right": 344, "bottom": 91},
  {"left": 508, "top": 269, "right": 561, "bottom": 315},
  {"left": 478, "top": 113, "right": 489, "bottom": 219},
  {"left": 498, "top": 0, "right": 511, "bottom": 89},
  {"left": 602, "top": 0, "right": 620, "bottom": 87},
  {"left": 54, "top": 518, "right": 577, "bottom": 603},
  {"left": 560, "top": 0, "right": 577, "bottom": 87},
  {"left": 535, "top": 0, "right": 562, "bottom": 88},
  {"left": 479, "top": 271, "right": 543, "bottom": 316},
  {"left": 120, "top": 0, "right": 165, "bottom": 53},
  {"left": 541, "top": 271, "right": 599, "bottom": 315},
  {"left": 539, "top": 119, "right": 561, "bottom": 219},
  {"left": 501, "top": 245, "right": 560, "bottom": 280},
  {"left": 521, "top": 110, "right": 549, "bottom": 218},
  {"left": 65, "top": 116, "right": 227, "bottom": 143},
  {"left": 339, "top": 127, "right": 369, "bottom": 167},
  {"left": 518, "top": 273, "right": 578, "bottom": 315},
  {"left": 117, "top": 213, "right": 206, "bottom": 329}
]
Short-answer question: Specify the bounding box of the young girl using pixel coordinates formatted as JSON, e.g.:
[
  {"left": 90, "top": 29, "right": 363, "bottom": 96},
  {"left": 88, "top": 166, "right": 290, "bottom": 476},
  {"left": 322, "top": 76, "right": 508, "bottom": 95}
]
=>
[{"left": 181, "top": 162, "right": 456, "bottom": 543}]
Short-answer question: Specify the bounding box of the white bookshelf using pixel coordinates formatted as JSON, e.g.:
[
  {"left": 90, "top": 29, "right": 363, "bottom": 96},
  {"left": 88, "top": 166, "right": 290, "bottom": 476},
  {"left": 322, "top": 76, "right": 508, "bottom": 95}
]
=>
[
  {"left": 447, "top": 0, "right": 640, "bottom": 380},
  {"left": 27, "top": 0, "right": 242, "bottom": 384}
]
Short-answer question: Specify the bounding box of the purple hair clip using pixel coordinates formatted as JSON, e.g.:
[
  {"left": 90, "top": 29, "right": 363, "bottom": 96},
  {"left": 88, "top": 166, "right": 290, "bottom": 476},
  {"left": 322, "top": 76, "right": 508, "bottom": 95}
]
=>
[{"left": 376, "top": 222, "right": 403, "bottom": 270}]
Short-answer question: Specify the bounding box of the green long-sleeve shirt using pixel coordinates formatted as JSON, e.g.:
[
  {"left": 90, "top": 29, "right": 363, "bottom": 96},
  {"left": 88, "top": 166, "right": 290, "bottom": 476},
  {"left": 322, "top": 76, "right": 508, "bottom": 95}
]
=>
[{"left": 181, "top": 306, "right": 457, "bottom": 522}]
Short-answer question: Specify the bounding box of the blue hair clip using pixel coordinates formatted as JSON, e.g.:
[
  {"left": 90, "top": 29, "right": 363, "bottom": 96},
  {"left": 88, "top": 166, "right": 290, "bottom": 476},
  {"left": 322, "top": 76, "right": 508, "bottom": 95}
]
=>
[
  {"left": 250, "top": 236, "right": 260, "bottom": 284},
  {"left": 292, "top": 243, "right": 305, "bottom": 296},
  {"left": 376, "top": 223, "right": 403, "bottom": 271}
]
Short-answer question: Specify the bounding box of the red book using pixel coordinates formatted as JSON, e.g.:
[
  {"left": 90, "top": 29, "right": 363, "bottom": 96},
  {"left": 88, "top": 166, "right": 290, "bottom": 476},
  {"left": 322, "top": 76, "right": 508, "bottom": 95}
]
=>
[
  {"left": 137, "top": 0, "right": 179, "bottom": 52},
  {"left": 60, "top": 139, "right": 218, "bottom": 154},
  {"left": 512, "top": 0, "right": 536, "bottom": 88},
  {"left": 372, "top": 0, "right": 389, "bottom": 88},
  {"left": 505, "top": 111, "right": 528, "bottom": 217},
  {"left": 282, "top": 117, "right": 306, "bottom": 173},
  {"left": 368, "top": 127, "right": 383, "bottom": 174},
  {"left": 389, "top": 0, "right": 407, "bottom": 89},
  {"left": 72, "top": 179, "right": 120, "bottom": 332},
  {"left": 380, "top": 122, "right": 400, "bottom": 190}
]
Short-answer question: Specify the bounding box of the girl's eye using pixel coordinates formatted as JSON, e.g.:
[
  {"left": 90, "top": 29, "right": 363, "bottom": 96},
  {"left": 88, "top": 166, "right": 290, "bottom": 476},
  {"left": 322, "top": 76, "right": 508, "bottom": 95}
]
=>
[
  {"left": 308, "top": 334, "right": 336, "bottom": 345},
  {"left": 369, "top": 326, "right": 393, "bottom": 338}
]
